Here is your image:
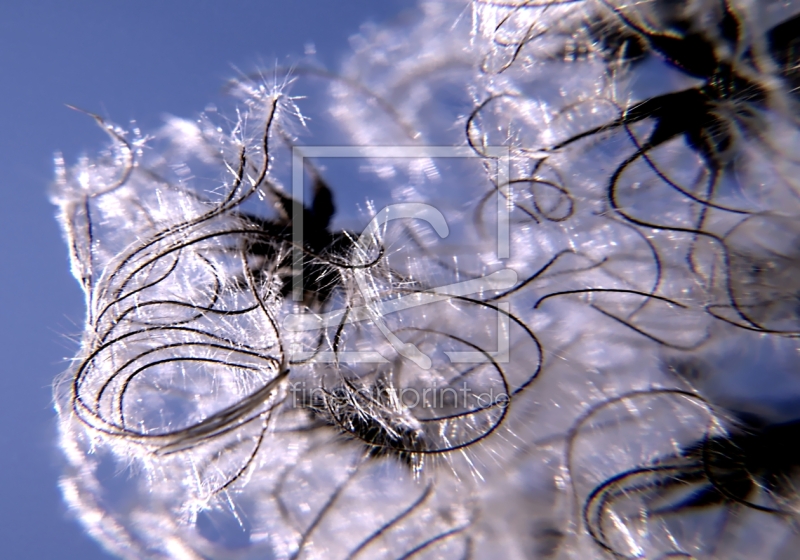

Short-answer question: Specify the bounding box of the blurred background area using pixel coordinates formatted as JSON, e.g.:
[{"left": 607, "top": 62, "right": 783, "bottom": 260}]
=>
[{"left": 0, "top": 2, "right": 406, "bottom": 557}]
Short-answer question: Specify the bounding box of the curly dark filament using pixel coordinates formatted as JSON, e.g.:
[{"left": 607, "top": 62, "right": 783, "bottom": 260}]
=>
[
  {"left": 287, "top": 323, "right": 339, "bottom": 366},
  {"left": 566, "top": 388, "right": 712, "bottom": 480},
  {"left": 80, "top": 366, "right": 285, "bottom": 456},
  {"left": 109, "top": 362, "right": 264, "bottom": 432},
  {"left": 85, "top": 247, "right": 283, "bottom": 429},
  {"left": 73, "top": 324, "right": 280, "bottom": 424},
  {"left": 475, "top": 153, "right": 575, "bottom": 230},
  {"left": 93, "top": 246, "right": 183, "bottom": 333},
  {"left": 99, "top": 146, "right": 246, "bottom": 304},
  {"left": 78, "top": 220, "right": 389, "bottom": 438},
  {"left": 65, "top": 105, "right": 134, "bottom": 198},
  {"left": 104, "top": 95, "right": 279, "bottom": 300},
  {"left": 98, "top": 253, "right": 223, "bottom": 339},
  {"left": 72, "top": 342, "right": 284, "bottom": 450},
  {"left": 75, "top": 322, "right": 276, "bottom": 391},
  {"left": 154, "top": 374, "right": 288, "bottom": 456},
  {"left": 601, "top": 147, "right": 777, "bottom": 333},
  {"left": 112, "top": 225, "right": 383, "bottom": 309},
  {"left": 553, "top": 103, "right": 751, "bottom": 243},
  {"left": 394, "top": 288, "right": 543, "bottom": 395},
  {"left": 402, "top": 222, "right": 490, "bottom": 281},
  {"left": 475, "top": 178, "right": 540, "bottom": 234},
  {"left": 116, "top": 355, "right": 269, "bottom": 436},
  {"left": 526, "top": 157, "right": 575, "bottom": 221},
  {"left": 617, "top": 117, "right": 749, "bottom": 280},
  {"left": 391, "top": 326, "right": 512, "bottom": 424},
  {"left": 319, "top": 378, "right": 427, "bottom": 461},
  {"left": 466, "top": 94, "right": 518, "bottom": 159},
  {"left": 704, "top": 304, "right": 800, "bottom": 336},
  {"left": 345, "top": 483, "right": 434, "bottom": 560},
  {"left": 620, "top": 119, "right": 749, "bottom": 215},
  {"left": 584, "top": 420, "right": 800, "bottom": 557},
  {"left": 485, "top": 9, "right": 548, "bottom": 74},
  {"left": 534, "top": 287, "right": 686, "bottom": 310},
  {"left": 206, "top": 419, "right": 270, "bottom": 496},
  {"left": 395, "top": 522, "right": 472, "bottom": 560},
  {"left": 591, "top": 303, "right": 711, "bottom": 350},
  {"left": 241, "top": 245, "right": 288, "bottom": 361},
  {"left": 113, "top": 347, "right": 271, "bottom": 430},
  {"left": 566, "top": 389, "right": 715, "bottom": 555},
  {"left": 596, "top": 212, "right": 664, "bottom": 317},
  {"left": 104, "top": 295, "right": 257, "bottom": 340},
  {"left": 69, "top": 197, "right": 96, "bottom": 302},
  {"left": 324, "top": 330, "right": 510, "bottom": 455},
  {"left": 584, "top": 462, "right": 701, "bottom": 557},
  {"left": 488, "top": 249, "right": 605, "bottom": 301},
  {"left": 288, "top": 452, "right": 366, "bottom": 560},
  {"left": 534, "top": 285, "right": 697, "bottom": 349}
]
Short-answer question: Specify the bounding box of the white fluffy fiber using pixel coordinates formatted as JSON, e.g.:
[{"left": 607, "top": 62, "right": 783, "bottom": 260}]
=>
[{"left": 53, "top": 1, "right": 800, "bottom": 559}]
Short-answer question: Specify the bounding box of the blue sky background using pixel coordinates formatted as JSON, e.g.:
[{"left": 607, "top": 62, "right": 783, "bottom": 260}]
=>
[{"left": 0, "top": 2, "right": 406, "bottom": 557}]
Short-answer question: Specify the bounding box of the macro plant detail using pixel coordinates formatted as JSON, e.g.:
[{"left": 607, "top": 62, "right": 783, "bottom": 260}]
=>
[{"left": 53, "top": 1, "right": 800, "bottom": 559}]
